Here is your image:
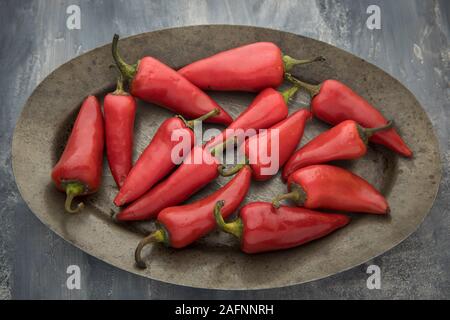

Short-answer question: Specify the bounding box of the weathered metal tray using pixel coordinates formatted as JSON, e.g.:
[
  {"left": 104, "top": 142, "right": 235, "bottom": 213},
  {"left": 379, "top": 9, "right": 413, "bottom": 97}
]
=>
[{"left": 11, "top": 25, "right": 441, "bottom": 289}]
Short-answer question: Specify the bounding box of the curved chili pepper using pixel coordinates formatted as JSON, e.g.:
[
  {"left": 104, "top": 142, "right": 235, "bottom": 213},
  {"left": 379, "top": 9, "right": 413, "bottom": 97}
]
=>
[
  {"left": 214, "top": 201, "right": 350, "bottom": 254},
  {"left": 115, "top": 145, "right": 220, "bottom": 221},
  {"left": 114, "top": 109, "right": 219, "bottom": 207},
  {"left": 286, "top": 74, "right": 412, "bottom": 157},
  {"left": 134, "top": 166, "right": 251, "bottom": 268},
  {"left": 178, "top": 42, "right": 324, "bottom": 92},
  {"left": 282, "top": 120, "right": 393, "bottom": 180},
  {"left": 219, "top": 109, "right": 311, "bottom": 181},
  {"left": 104, "top": 75, "right": 136, "bottom": 188},
  {"left": 51, "top": 96, "right": 104, "bottom": 213},
  {"left": 112, "top": 34, "right": 232, "bottom": 125},
  {"left": 273, "top": 165, "right": 389, "bottom": 214},
  {"left": 205, "top": 85, "right": 300, "bottom": 150}
]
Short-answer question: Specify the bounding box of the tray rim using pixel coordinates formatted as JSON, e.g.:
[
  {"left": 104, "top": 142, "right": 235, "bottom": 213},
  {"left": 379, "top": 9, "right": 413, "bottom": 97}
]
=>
[{"left": 11, "top": 24, "right": 443, "bottom": 290}]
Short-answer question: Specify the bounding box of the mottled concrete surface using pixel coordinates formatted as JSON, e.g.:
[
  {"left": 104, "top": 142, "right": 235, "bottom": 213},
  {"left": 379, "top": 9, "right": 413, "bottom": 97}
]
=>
[{"left": 0, "top": 0, "right": 449, "bottom": 299}]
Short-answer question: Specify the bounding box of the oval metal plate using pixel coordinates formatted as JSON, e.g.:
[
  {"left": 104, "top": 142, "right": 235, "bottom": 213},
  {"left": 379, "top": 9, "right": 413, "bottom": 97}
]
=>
[{"left": 12, "top": 25, "right": 441, "bottom": 289}]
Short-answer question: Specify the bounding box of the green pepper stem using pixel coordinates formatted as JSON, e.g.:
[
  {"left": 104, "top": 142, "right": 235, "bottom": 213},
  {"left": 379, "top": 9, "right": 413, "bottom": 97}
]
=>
[
  {"left": 285, "top": 73, "right": 321, "bottom": 97},
  {"left": 185, "top": 108, "right": 220, "bottom": 129},
  {"left": 134, "top": 228, "right": 166, "bottom": 269},
  {"left": 280, "top": 85, "right": 300, "bottom": 104},
  {"left": 272, "top": 184, "right": 307, "bottom": 208},
  {"left": 218, "top": 162, "right": 246, "bottom": 177},
  {"left": 112, "top": 34, "right": 137, "bottom": 81},
  {"left": 214, "top": 201, "right": 243, "bottom": 240},
  {"left": 112, "top": 72, "right": 128, "bottom": 96},
  {"left": 358, "top": 120, "right": 393, "bottom": 144},
  {"left": 64, "top": 182, "right": 85, "bottom": 213},
  {"left": 283, "top": 55, "right": 325, "bottom": 72}
]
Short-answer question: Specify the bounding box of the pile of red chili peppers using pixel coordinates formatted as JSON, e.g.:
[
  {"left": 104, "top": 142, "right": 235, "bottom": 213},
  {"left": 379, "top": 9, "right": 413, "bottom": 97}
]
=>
[{"left": 51, "top": 34, "right": 412, "bottom": 268}]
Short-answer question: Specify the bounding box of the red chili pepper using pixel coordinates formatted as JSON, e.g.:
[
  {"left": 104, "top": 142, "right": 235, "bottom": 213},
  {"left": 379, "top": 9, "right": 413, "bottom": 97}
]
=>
[
  {"left": 273, "top": 165, "right": 389, "bottom": 214},
  {"left": 205, "top": 85, "right": 300, "bottom": 150},
  {"left": 282, "top": 120, "right": 393, "bottom": 180},
  {"left": 214, "top": 201, "right": 350, "bottom": 254},
  {"left": 134, "top": 166, "right": 251, "bottom": 268},
  {"left": 219, "top": 109, "right": 311, "bottom": 181},
  {"left": 115, "top": 145, "right": 220, "bottom": 221},
  {"left": 178, "top": 42, "right": 324, "bottom": 92},
  {"left": 51, "top": 96, "right": 104, "bottom": 213},
  {"left": 114, "top": 109, "right": 219, "bottom": 207},
  {"left": 104, "top": 75, "right": 136, "bottom": 188},
  {"left": 286, "top": 74, "right": 412, "bottom": 157},
  {"left": 112, "top": 34, "right": 232, "bottom": 125}
]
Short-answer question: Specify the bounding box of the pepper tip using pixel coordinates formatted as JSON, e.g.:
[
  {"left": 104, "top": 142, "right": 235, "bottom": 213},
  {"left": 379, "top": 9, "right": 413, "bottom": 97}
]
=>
[
  {"left": 135, "top": 261, "right": 147, "bottom": 269},
  {"left": 110, "top": 210, "right": 119, "bottom": 221},
  {"left": 271, "top": 198, "right": 281, "bottom": 209},
  {"left": 64, "top": 182, "right": 86, "bottom": 213},
  {"left": 134, "top": 245, "right": 148, "bottom": 270},
  {"left": 315, "top": 56, "right": 326, "bottom": 62}
]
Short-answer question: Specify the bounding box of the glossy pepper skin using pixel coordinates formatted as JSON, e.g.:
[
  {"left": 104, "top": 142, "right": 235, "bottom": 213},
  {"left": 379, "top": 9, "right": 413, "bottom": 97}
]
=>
[
  {"left": 112, "top": 34, "right": 232, "bottom": 125},
  {"left": 178, "top": 42, "right": 324, "bottom": 92},
  {"left": 220, "top": 109, "right": 311, "bottom": 181},
  {"left": 286, "top": 75, "right": 412, "bottom": 157},
  {"left": 114, "top": 109, "right": 219, "bottom": 207},
  {"left": 104, "top": 76, "right": 136, "bottom": 188},
  {"left": 205, "top": 86, "right": 299, "bottom": 150},
  {"left": 115, "top": 146, "right": 220, "bottom": 221},
  {"left": 134, "top": 166, "right": 251, "bottom": 268},
  {"left": 274, "top": 165, "right": 389, "bottom": 214},
  {"left": 282, "top": 120, "right": 393, "bottom": 180},
  {"left": 214, "top": 201, "right": 350, "bottom": 254},
  {"left": 51, "top": 96, "right": 104, "bottom": 213}
]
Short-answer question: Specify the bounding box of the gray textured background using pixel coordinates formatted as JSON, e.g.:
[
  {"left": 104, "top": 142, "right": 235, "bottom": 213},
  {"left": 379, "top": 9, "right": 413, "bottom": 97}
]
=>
[{"left": 0, "top": 0, "right": 449, "bottom": 299}]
